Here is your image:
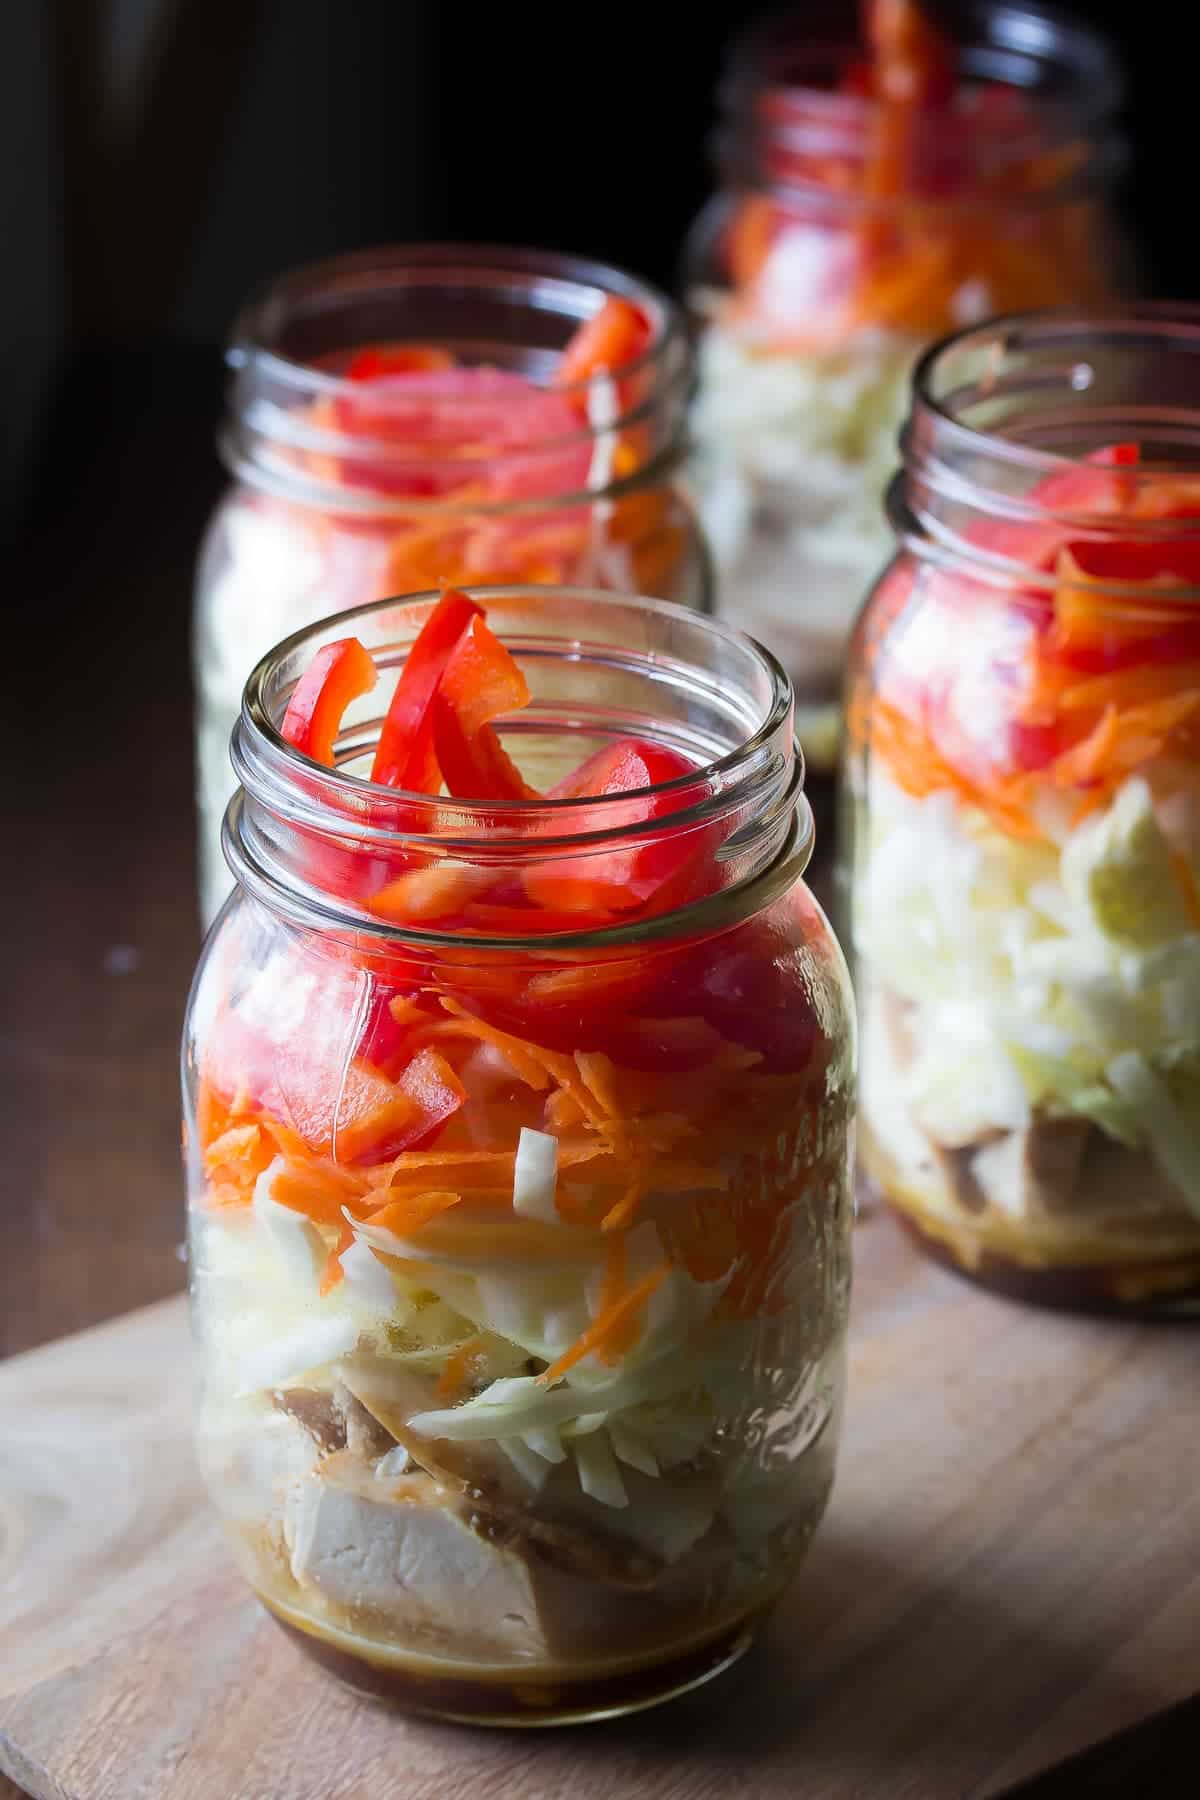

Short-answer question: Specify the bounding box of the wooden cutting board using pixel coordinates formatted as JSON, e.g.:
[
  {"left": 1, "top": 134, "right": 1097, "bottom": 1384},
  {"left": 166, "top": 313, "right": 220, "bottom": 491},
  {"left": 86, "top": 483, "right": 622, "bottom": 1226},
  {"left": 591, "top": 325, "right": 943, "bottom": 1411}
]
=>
[{"left": 2, "top": 1213, "right": 1197, "bottom": 1800}]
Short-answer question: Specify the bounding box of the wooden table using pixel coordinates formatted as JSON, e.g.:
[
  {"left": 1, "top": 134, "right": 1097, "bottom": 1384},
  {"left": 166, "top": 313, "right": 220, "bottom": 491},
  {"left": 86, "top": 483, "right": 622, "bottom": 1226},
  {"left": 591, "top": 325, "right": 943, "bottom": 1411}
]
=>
[{"left": 1, "top": 352, "right": 1196, "bottom": 1794}]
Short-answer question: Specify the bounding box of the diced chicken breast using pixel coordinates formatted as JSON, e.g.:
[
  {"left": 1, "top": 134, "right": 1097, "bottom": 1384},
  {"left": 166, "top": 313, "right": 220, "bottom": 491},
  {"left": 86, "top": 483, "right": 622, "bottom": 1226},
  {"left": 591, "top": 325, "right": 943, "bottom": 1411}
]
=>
[{"left": 285, "top": 1454, "right": 550, "bottom": 1661}]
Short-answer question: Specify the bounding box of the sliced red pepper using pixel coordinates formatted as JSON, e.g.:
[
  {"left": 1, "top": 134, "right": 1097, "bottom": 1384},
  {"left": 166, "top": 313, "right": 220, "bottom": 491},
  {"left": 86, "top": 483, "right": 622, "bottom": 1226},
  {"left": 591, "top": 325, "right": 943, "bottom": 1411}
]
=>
[
  {"left": 556, "top": 297, "right": 653, "bottom": 391},
  {"left": 434, "top": 699, "right": 541, "bottom": 802},
  {"left": 461, "top": 900, "right": 620, "bottom": 935},
  {"left": 370, "top": 589, "right": 483, "bottom": 789},
  {"left": 524, "top": 739, "right": 708, "bottom": 914},
  {"left": 433, "top": 615, "right": 542, "bottom": 802},
  {"left": 346, "top": 344, "right": 456, "bottom": 382},
  {"left": 865, "top": 0, "right": 955, "bottom": 107},
  {"left": 280, "top": 637, "right": 377, "bottom": 768},
  {"left": 357, "top": 983, "right": 428, "bottom": 1079}
]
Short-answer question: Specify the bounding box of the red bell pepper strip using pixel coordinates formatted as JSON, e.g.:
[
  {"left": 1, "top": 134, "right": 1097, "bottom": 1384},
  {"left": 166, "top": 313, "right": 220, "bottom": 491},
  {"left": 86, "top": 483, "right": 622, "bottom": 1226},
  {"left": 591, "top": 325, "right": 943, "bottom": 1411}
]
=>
[
  {"left": 434, "top": 699, "right": 541, "bottom": 802},
  {"left": 346, "top": 344, "right": 455, "bottom": 382},
  {"left": 864, "top": 0, "right": 955, "bottom": 106},
  {"left": 524, "top": 738, "right": 707, "bottom": 913},
  {"left": 280, "top": 637, "right": 377, "bottom": 768},
  {"left": 433, "top": 615, "right": 543, "bottom": 802},
  {"left": 370, "top": 589, "right": 483, "bottom": 789},
  {"left": 555, "top": 297, "right": 652, "bottom": 391}
]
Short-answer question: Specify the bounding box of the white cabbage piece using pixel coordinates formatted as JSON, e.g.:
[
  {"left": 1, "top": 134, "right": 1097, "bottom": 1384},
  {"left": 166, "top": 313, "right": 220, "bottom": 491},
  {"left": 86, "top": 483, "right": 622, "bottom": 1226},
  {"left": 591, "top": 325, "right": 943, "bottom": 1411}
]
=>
[
  {"left": 1061, "top": 778, "right": 1195, "bottom": 948},
  {"left": 571, "top": 1424, "right": 628, "bottom": 1509},
  {"left": 252, "top": 1160, "right": 326, "bottom": 1288},
  {"left": 233, "top": 1316, "right": 361, "bottom": 1397},
  {"left": 854, "top": 769, "right": 1200, "bottom": 1159},
  {"left": 1107, "top": 1052, "right": 1200, "bottom": 1218},
  {"left": 512, "top": 1127, "right": 560, "bottom": 1224},
  {"left": 338, "top": 1237, "right": 397, "bottom": 1312}
]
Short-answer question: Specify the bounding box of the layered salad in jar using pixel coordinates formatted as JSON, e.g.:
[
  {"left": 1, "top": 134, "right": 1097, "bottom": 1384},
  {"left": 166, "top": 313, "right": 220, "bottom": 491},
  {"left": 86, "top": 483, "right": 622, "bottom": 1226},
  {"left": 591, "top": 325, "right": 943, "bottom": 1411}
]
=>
[
  {"left": 184, "top": 590, "right": 854, "bottom": 1720},
  {"left": 688, "top": 0, "right": 1118, "bottom": 746},
  {"left": 849, "top": 444, "right": 1200, "bottom": 1307},
  {"left": 196, "top": 252, "right": 703, "bottom": 924}
]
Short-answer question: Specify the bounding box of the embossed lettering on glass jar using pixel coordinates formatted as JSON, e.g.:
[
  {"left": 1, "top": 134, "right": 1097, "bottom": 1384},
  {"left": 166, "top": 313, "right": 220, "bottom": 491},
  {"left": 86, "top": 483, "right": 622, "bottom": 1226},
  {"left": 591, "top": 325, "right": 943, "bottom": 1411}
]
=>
[
  {"left": 843, "top": 307, "right": 1200, "bottom": 1313},
  {"left": 183, "top": 587, "right": 854, "bottom": 1724},
  {"left": 684, "top": 0, "right": 1126, "bottom": 760},
  {"left": 194, "top": 246, "right": 708, "bottom": 925}
]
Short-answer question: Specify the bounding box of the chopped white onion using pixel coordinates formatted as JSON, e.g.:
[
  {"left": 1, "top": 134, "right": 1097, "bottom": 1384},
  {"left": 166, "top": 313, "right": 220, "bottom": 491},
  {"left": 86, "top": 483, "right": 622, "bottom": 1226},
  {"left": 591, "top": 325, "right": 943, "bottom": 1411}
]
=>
[
  {"left": 512, "top": 1127, "right": 560, "bottom": 1224},
  {"left": 573, "top": 1428, "right": 628, "bottom": 1509},
  {"left": 498, "top": 1435, "right": 553, "bottom": 1491}
]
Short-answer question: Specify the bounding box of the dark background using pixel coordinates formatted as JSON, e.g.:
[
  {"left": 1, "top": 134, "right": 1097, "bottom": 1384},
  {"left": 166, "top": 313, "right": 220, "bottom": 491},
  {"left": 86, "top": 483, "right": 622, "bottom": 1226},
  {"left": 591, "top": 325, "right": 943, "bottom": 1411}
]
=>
[{"left": 0, "top": 0, "right": 1187, "bottom": 530}]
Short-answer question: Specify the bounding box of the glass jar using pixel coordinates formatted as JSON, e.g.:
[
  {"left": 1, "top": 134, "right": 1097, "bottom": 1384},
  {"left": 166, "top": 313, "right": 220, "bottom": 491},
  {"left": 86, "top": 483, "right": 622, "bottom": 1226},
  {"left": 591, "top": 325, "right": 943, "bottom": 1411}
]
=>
[
  {"left": 843, "top": 306, "right": 1200, "bottom": 1313},
  {"left": 182, "top": 586, "right": 855, "bottom": 1724},
  {"left": 195, "top": 246, "right": 709, "bottom": 927},
  {"left": 684, "top": 0, "right": 1126, "bottom": 768}
]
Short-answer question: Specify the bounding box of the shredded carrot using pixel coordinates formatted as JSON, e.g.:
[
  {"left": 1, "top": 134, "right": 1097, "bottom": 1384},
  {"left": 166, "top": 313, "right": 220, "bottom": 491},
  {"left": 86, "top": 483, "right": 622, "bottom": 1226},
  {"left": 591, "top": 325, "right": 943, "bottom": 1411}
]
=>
[
  {"left": 435, "top": 1334, "right": 488, "bottom": 1402},
  {"left": 1058, "top": 661, "right": 1200, "bottom": 713},
  {"left": 205, "top": 1180, "right": 251, "bottom": 1211},
  {"left": 365, "top": 1148, "right": 517, "bottom": 1190},
  {"left": 537, "top": 1264, "right": 669, "bottom": 1384},
  {"left": 545, "top": 1088, "right": 586, "bottom": 1131},
  {"left": 409, "top": 1016, "right": 550, "bottom": 1091},
  {"left": 196, "top": 1077, "right": 234, "bottom": 1150},
  {"left": 365, "top": 1189, "right": 464, "bottom": 1238},
  {"left": 202, "top": 1123, "right": 275, "bottom": 1200},
  {"left": 267, "top": 1162, "right": 370, "bottom": 1229},
  {"left": 573, "top": 1051, "right": 622, "bottom": 1118},
  {"left": 600, "top": 1163, "right": 647, "bottom": 1234},
  {"left": 388, "top": 994, "right": 435, "bottom": 1028},
  {"left": 437, "top": 997, "right": 604, "bottom": 1122},
  {"left": 319, "top": 1218, "right": 356, "bottom": 1296}
]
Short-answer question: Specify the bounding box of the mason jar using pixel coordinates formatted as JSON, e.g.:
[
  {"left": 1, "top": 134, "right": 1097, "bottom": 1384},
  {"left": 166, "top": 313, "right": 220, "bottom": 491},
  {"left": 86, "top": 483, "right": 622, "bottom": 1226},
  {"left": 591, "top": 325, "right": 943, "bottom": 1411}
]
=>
[
  {"left": 194, "top": 246, "right": 709, "bottom": 927},
  {"left": 684, "top": 0, "right": 1126, "bottom": 771},
  {"left": 182, "top": 586, "right": 855, "bottom": 1723},
  {"left": 843, "top": 306, "right": 1200, "bottom": 1313}
]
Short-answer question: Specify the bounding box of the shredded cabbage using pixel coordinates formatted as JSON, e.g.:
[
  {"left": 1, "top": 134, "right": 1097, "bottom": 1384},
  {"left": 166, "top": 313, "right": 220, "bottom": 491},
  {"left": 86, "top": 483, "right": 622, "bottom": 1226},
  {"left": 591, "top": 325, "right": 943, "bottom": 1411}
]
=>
[
  {"left": 691, "top": 322, "right": 917, "bottom": 654},
  {"left": 854, "top": 770, "right": 1200, "bottom": 1173}
]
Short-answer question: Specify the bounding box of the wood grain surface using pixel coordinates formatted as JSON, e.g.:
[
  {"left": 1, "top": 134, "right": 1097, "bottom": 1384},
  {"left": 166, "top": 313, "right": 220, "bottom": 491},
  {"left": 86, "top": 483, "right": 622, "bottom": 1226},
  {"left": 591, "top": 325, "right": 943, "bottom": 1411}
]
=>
[{"left": 2, "top": 1216, "right": 1197, "bottom": 1800}]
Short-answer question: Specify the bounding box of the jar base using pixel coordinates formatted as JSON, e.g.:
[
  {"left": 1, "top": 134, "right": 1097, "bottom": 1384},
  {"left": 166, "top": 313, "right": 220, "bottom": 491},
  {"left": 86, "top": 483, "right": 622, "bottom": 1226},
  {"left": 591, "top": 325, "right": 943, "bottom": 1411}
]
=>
[
  {"left": 863, "top": 1170, "right": 1200, "bottom": 1317},
  {"left": 259, "top": 1594, "right": 761, "bottom": 1726}
]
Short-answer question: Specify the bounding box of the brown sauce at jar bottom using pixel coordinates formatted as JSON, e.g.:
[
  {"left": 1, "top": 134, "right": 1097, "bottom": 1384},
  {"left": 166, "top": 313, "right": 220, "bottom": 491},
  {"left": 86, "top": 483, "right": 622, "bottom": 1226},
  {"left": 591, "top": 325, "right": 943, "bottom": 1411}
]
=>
[
  {"left": 868, "top": 1181, "right": 1200, "bottom": 1318},
  {"left": 258, "top": 1594, "right": 765, "bottom": 1726}
]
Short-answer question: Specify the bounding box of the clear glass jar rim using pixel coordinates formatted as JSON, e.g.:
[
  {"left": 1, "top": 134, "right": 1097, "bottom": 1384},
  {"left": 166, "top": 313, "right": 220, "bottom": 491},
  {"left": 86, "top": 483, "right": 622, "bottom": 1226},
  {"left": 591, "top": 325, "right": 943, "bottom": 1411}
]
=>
[
  {"left": 227, "top": 585, "right": 810, "bottom": 947},
  {"left": 721, "top": 0, "right": 1124, "bottom": 125},
  {"left": 227, "top": 243, "right": 684, "bottom": 404},
  {"left": 911, "top": 304, "right": 1200, "bottom": 491},
  {"left": 713, "top": 0, "right": 1123, "bottom": 207},
  {"left": 892, "top": 305, "right": 1200, "bottom": 598},
  {"left": 221, "top": 243, "right": 693, "bottom": 515}
]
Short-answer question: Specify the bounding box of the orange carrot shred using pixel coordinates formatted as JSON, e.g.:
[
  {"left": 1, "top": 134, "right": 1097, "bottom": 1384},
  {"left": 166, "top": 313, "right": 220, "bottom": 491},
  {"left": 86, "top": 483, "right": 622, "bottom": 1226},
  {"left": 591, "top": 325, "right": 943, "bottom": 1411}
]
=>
[
  {"left": 435, "top": 1334, "right": 488, "bottom": 1402},
  {"left": 365, "top": 1189, "right": 464, "bottom": 1237},
  {"left": 537, "top": 1264, "right": 669, "bottom": 1384},
  {"left": 319, "top": 1218, "right": 356, "bottom": 1296}
]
